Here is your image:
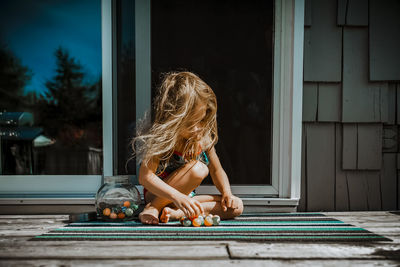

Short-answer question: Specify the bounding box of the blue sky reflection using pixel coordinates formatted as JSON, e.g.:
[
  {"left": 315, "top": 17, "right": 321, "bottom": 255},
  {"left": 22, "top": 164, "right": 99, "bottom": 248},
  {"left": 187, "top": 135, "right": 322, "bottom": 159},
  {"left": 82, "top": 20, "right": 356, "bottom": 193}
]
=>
[{"left": 0, "top": 0, "right": 101, "bottom": 96}]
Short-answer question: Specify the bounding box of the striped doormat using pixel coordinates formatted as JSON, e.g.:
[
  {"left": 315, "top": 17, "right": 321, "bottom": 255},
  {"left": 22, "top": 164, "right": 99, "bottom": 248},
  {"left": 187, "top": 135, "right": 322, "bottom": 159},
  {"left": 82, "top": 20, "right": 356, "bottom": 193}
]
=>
[{"left": 32, "top": 213, "right": 391, "bottom": 242}]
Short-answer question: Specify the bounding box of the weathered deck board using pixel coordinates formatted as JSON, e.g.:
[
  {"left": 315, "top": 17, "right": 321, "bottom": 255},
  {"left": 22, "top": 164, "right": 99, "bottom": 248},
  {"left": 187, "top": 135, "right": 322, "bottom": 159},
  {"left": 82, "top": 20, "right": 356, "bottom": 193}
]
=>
[
  {"left": 0, "top": 212, "right": 399, "bottom": 265},
  {"left": 0, "top": 214, "right": 69, "bottom": 221},
  {"left": 0, "top": 245, "right": 229, "bottom": 260},
  {"left": 323, "top": 211, "right": 396, "bottom": 216},
  {"left": 229, "top": 243, "right": 400, "bottom": 260},
  {"left": 331, "top": 215, "right": 400, "bottom": 224},
  {"left": 0, "top": 219, "right": 67, "bottom": 225},
  {"left": 0, "top": 259, "right": 399, "bottom": 267}
]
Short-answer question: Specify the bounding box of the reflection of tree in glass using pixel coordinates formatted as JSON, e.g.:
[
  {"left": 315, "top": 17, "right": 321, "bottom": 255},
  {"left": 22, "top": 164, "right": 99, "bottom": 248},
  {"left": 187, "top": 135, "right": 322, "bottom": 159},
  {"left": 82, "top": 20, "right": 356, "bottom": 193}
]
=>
[
  {"left": 36, "top": 47, "right": 102, "bottom": 147},
  {"left": 0, "top": 43, "right": 32, "bottom": 111}
]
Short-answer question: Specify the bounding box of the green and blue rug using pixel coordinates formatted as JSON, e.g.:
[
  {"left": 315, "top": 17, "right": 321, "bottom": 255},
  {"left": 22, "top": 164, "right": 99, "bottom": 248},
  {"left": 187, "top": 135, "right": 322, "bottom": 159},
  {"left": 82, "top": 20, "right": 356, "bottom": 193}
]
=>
[{"left": 32, "top": 213, "right": 391, "bottom": 242}]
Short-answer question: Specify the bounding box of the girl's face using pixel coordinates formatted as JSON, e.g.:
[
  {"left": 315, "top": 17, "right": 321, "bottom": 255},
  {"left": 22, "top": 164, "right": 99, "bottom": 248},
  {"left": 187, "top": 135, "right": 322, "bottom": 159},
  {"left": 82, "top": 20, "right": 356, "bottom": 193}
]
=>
[{"left": 179, "top": 103, "right": 207, "bottom": 141}]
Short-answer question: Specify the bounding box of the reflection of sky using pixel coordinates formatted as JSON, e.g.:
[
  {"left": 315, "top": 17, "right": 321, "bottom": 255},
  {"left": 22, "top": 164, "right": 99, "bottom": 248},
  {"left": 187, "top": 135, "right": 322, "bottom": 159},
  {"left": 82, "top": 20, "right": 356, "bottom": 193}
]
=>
[{"left": 0, "top": 0, "right": 101, "bottom": 96}]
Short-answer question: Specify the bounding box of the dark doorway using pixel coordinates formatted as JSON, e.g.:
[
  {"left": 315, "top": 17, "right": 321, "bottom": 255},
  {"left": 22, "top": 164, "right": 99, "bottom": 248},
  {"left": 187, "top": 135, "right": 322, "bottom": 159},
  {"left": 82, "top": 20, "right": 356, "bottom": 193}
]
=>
[{"left": 151, "top": 0, "right": 274, "bottom": 185}]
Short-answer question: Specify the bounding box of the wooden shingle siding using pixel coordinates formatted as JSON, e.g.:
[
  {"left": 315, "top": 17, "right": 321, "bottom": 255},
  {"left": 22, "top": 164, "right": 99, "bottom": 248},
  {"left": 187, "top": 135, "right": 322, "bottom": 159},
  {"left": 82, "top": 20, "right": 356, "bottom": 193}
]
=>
[
  {"left": 381, "top": 153, "right": 397, "bottom": 210},
  {"left": 302, "top": 83, "right": 318, "bottom": 122},
  {"left": 378, "top": 83, "right": 389, "bottom": 124},
  {"left": 335, "top": 123, "right": 350, "bottom": 211},
  {"left": 337, "top": 0, "right": 347, "bottom": 26},
  {"left": 304, "top": 0, "right": 312, "bottom": 27},
  {"left": 301, "top": 1, "right": 398, "bottom": 212},
  {"left": 342, "top": 124, "right": 357, "bottom": 170},
  {"left": 365, "top": 172, "right": 382, "bottom": 211},
  {"left": 306, "top": 123, "right": 335, "bottom": 211},
  {"left": 398, "top": 154, "right": 400, "bottom": 170},
  {"left": 303, "top": 0, "right": 342, "bottom": 82},
  {"left": 397, "top": 84, "right": 400, "bottom": 125},
  {"left": 318, "top": 83, "right": 341, "bottom": 122},
  {"left": 348, "top": 0, "right": 368, "bottom": 26},
  {"left": 383, "top": 125, "right": 398, "bottom": 153},
  {"left": 347, "top": 171, "right": 382, "bottom": 211},
  {"left": 397, "top": 152, "right": 400, "bottom": 216},
  {"left": 347, "top": 171, "right": 369, "bottom": 210},
  {"left": 299, "top": 123, "right": 307, "bottom": 211},
  {"left": 357, "top": 124, "right": 382, "bottom": 170},
  {"left": 337, "top": 0, "right": 368, "bottom": 26},
  {"left": 369, "top": 0, "right": 400, "bottom": 81},
  {"left": 342, "top": 28, "right": 381, "bottom": 123},
  {"left": 383, "top": 83, "right": 397, "bottom": 125}
]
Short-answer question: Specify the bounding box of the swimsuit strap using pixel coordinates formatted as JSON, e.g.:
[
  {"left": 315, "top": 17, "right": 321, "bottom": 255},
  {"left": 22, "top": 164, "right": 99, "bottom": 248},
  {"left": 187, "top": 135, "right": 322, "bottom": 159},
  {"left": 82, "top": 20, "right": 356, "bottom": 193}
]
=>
[{"left": 173, "top": 143, "right": 202, "bottom": 157}]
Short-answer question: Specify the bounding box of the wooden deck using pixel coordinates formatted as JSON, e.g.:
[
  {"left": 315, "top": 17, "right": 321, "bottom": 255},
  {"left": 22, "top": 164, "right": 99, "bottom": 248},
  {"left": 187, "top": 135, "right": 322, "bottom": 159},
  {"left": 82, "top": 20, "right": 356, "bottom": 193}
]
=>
[{"left": 1, "top": 211, "right": 400, "bottom": 266}]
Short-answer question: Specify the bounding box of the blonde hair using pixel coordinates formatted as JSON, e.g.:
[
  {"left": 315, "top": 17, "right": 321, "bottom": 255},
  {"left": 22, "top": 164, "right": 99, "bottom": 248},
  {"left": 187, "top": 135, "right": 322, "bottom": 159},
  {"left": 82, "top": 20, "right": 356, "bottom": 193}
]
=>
[{"left": 131, "top": 71, "right": 218, "bottom": 173}]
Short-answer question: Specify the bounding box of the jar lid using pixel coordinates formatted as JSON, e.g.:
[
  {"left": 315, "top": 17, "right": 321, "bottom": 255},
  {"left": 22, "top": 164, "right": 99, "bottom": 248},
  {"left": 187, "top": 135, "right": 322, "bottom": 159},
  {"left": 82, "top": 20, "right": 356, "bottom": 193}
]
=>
[{"left": 104, "top": 175, "right": 130, "bottom": 183}]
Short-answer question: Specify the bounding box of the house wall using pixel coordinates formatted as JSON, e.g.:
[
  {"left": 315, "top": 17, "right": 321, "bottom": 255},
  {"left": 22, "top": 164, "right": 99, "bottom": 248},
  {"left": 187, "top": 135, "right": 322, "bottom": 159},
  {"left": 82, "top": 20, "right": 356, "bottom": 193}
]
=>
[{"left": 298, "top": 0, "right": 400, "bottom": 211}]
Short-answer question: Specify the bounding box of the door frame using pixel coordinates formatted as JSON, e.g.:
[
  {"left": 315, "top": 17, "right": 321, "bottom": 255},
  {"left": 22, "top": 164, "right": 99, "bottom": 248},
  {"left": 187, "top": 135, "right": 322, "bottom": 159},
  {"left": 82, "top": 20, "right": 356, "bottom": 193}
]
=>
[{"left": 134, "top": 0, "right": 304, "bottom": 207}]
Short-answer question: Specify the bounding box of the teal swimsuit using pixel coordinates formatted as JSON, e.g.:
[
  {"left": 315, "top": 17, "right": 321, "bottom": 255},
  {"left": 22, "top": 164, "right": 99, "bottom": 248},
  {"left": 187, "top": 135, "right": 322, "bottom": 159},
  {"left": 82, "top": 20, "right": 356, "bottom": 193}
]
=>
[
  {"left": 143, "top": 150, "right": 210, "bottom": 201},
  {"left": 155, "top": 150, "right": 209, "bottom": 179}
]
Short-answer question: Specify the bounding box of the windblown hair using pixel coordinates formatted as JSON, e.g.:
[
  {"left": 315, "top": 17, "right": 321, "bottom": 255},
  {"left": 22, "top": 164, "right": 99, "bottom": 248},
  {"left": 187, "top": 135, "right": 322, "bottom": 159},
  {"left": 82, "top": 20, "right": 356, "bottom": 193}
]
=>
[{"left": 131, "top": 71, "right": 218, "bottom": 173}]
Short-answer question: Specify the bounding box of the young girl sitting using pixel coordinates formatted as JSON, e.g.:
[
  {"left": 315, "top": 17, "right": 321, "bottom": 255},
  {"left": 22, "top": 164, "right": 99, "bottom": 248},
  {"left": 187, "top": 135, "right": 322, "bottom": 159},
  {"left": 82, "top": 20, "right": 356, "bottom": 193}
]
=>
[{"left": 132, "top": 71, "right": 243, "bottom": 225}]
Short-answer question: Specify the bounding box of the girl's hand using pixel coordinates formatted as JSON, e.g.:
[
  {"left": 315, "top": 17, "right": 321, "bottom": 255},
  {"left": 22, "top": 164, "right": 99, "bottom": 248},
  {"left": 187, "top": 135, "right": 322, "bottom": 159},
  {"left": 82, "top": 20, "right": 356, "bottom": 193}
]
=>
[
  {"left": 173, "top": 194, "right": 204, "bottom": 218},
  {"left": 221, "top": 193, "right": 241, "bottom": 212}
]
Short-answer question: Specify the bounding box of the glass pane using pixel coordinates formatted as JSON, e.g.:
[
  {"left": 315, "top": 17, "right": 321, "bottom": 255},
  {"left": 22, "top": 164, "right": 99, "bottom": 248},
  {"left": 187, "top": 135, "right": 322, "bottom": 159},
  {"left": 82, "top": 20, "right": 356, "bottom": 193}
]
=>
[
  {"left": 151, "top": 0, "right": 273, "bottom": 185},
  {"left": 115, "top": 0, "right": 136, "bottom": 175},
  {"left": 0, "top": 0, "right": 102, "bottom": 175}
]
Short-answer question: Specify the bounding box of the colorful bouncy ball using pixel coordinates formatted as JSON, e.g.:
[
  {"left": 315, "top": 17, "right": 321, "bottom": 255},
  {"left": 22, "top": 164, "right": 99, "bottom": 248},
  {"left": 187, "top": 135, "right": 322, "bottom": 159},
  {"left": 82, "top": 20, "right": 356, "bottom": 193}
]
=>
[{"left": 180, "top": 214, "right": 220, "bottom": 227}]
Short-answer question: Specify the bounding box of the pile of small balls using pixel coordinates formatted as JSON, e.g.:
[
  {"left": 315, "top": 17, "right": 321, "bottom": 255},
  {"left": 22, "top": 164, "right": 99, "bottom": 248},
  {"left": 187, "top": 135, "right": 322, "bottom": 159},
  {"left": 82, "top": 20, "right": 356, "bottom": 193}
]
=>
[
  {"left": 100, "top": 200, "right": 139, "bottom": 220},
  {"left": 179, "top": 214, "right": 220, "bottom": 227}
]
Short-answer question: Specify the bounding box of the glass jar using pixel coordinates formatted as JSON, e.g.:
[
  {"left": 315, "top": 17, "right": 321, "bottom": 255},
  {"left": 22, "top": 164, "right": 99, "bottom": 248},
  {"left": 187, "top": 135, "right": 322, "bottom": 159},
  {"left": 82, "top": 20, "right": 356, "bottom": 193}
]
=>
[{"left": 95, "top": 176, "right": 141, "bottom": 221}]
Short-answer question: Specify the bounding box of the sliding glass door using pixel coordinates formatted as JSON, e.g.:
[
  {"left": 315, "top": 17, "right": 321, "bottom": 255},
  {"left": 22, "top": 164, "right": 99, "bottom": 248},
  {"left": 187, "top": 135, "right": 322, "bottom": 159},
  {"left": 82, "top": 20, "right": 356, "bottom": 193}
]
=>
[{"left": 0, "top": 0, "right": 103, "bottom": 199}]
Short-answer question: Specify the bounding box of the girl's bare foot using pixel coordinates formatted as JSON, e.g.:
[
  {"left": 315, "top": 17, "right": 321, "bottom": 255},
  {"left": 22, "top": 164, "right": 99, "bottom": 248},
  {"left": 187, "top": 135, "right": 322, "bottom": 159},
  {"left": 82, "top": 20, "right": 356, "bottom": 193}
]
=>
[
  {"left": 159, "top": 207, "right": 173, "bottom": 223},
  {"left": 160, "top": 207, "right": 184, "bottom": 223},
  {"left": 139, "top": 205, "right": 159, "bottom": 225}
]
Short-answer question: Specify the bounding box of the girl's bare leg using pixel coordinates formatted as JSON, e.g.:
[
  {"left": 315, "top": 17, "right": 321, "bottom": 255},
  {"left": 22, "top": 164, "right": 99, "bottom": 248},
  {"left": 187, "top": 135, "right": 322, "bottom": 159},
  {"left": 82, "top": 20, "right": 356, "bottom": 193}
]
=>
[
  {"left": 159, "top": 195, "right": 244, "bottom": 222},
  {"left": 139, "top": 160, "right": 209, "bottom": 224}
]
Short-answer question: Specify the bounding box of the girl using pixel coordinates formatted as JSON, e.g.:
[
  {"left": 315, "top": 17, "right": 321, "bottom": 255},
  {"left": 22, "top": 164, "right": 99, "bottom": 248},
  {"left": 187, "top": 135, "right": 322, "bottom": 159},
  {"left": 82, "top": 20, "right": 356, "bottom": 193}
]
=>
[{"left": 132, "top": 71, "right": 243, "bottom": 225}]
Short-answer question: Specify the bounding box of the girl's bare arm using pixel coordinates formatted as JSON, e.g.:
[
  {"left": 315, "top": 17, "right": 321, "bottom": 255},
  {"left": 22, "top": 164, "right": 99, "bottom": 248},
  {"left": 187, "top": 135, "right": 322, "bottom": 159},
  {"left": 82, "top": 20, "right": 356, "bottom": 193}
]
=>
[
  {"left": 138, "top": 158, "right": 204, "bottom": 216},
  {"left": 138, "top": 160, "right": 183, "bottom": 201},
  {"left": 207, "top": 146, "right": 232, "bottom": 196},
  {"left": 207, "top": 146, "right": 241, "bottom": 211}
]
